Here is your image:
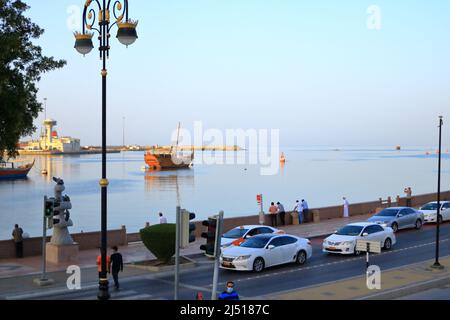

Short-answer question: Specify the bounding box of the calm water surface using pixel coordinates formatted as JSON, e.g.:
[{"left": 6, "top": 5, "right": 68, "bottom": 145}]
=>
[{"left": 0, "top": 146, "right": 449, "bottom": 239}]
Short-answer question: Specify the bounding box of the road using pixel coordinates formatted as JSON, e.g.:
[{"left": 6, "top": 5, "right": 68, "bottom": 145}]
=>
[{"left": 8, "top": 222, "right": 450, "bottom": 300}]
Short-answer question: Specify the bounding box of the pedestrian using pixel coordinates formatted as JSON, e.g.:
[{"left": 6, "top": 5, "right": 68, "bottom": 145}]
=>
[
  {"left": 96, "top": 252, "right": 111, "bottom": 279},
  {"left": 159, "top": 212, "right": 167, "bottom": 224},
  {"left": 302, "top": 199, "right": 309, "bottom": 222},
  {"left": 276, "top": 202, "right": 286, "bottom": 225},
  {"left": 109, "top": 246, "right": 123, "bottom": 290},
  {"left": 218, "top": 281, "right": 239, "bottom": 300},
  {"left": 294, "top": 200, "right": 303, "bottom": 224},
  {"left": 404, "top": 187, "right": 412, "bottom": 207},
  {"left": 12, "top": 224, "right": 24, "bottom": 258},
  {"left": 343, "top": 197, "right": 349, "bottom": 218},
  {"left": 269, "top": 202, "right": 278, "bottom": 227}
]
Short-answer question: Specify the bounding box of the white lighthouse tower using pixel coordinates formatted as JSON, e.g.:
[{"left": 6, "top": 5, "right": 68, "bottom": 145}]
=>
[{"left": 43, "top": 119, "right": 57, "bottom": 150}]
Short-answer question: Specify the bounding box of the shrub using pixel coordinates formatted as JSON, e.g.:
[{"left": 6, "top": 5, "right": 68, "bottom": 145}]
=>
[{"left": 139, "top": 224, "right": 176, "bottom": 263}]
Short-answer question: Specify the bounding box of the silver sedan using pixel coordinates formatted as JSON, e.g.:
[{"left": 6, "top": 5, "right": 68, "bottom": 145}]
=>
[{"left": 367, "top": 207, "right": 424, "bottom": 233}]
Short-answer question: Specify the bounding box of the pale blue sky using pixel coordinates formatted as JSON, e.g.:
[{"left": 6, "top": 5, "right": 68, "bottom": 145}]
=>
[{"left": 25, "top": 0, "right": 450, "bottom": 147}]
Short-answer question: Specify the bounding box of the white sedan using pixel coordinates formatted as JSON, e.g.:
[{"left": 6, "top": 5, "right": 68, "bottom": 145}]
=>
[
  {"left": 322, "top": 222, "right": 396, "bottom": 255},
  {"left": 220, "top": 234, "right": 312, "bottom": 272},
  {"left": 419, "top": 201, "right": 450, "bottom": 223},
  {"left": 220, "top": 225, "right": 283, "bottom": 249}
]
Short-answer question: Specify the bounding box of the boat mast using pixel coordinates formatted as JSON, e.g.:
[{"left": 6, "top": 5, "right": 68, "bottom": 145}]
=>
[{"left": 175, "top": 122, "right": 181, "bottom": 154}]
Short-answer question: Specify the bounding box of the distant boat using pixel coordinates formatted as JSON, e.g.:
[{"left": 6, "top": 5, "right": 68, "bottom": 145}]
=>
[
  {"left": 144, "top": 123, "right": 194, "bottom": 170},
  {"left": 0, "top": 160, "right": 35, "bottom": 180}
]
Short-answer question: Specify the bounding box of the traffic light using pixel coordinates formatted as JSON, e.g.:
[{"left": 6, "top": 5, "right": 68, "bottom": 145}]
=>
[
  {"left": 180, "top": 209, "right": 196, "bottom": 248},
  {"left": 44, "top": 196, "right": 55, "bottom": 228},
  {"left": 200, "top": 216, "right": 218, "bottom": 258}
]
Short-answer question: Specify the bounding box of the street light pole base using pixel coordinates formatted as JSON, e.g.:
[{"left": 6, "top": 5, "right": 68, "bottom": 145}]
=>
[
  {"left": 431, "top": 262, "right": 445, "bottom": 270},
  {"left": 97, "top": 279, "right": 110, "bottom": 300}
]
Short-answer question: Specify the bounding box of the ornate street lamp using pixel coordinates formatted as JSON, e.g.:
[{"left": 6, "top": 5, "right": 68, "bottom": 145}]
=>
[{"left": 74, "top": 0, "right": 138, "bottom": 300}]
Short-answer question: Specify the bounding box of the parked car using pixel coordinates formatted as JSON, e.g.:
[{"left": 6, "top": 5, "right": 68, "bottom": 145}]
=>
[
  {"left": 322, "top": 222, "right": 396, "bottom": 255},
  {"left": 220, "top": 234, "right": 312, "bottom": 272},
  {"left": 419, "top": 201, "right": 450, "bottom": 223},
  {"left": 220, "top": 225, "right": 283, "bottom": 249},
  {"left": 367, "top": 207, "right": 424, "bottom": 232}
]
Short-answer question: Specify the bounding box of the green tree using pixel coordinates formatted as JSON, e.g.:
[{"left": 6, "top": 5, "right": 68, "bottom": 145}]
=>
[{"left": 0, "top": 0, "right": 66, "bottom": 161}]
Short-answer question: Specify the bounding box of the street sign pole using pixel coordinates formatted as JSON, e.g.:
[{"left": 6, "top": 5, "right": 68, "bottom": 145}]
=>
[
  {"left": 41, "top": 196, "right": 48, "bottom": 281},
  {"left": 211, "top": 210, "right": 224, "bottom": 300},
  {"left": 174, "top": 206, "right": 181, "bottom": 300},
  {"left": 258, "top": 194, "right": 264, "bottom": 225},
  {"left": 366, "top": 242, "right": 370, "bottom": 271}
]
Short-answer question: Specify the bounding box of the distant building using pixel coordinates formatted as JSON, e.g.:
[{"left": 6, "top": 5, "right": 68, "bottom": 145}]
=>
[{"left": 22, "top": 119, "right": 80, "bottom": 153}]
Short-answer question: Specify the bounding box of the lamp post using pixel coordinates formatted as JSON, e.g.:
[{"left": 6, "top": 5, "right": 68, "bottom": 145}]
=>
[
  {"left": 432, "top": 116, "right": 444, "bottom": 269},
  {"left": 74, "top": 0, "right": 138, "bottom": 300}
]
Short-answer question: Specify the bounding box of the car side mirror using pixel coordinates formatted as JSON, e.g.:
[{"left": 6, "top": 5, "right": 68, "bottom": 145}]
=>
[
  {"left": 397, "top": 214, "right": 403, "bottom": 217},
  {"left": 267, "top": 245, "right": 275, "bottom": 250},
  {"left": 362, "top": 232, "right": 369, "bottom": 237}
]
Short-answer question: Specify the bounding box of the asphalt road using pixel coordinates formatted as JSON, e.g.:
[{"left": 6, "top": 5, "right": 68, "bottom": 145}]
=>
[{"left": 14, "top": 222, "right": 450, "bottom": 300}]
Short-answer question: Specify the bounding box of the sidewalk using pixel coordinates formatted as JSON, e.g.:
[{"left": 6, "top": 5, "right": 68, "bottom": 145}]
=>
[
  {"left": 259, "top": 256, "right": 450, "bottom": 300},
  {"left": 0, "top": 213, "right": 372, "bottom": 281}
]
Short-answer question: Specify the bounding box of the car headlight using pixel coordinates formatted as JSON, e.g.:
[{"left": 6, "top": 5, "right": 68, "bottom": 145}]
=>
[
  {"left": 381, "top": 223, "right": 388, "bottom": 227},
  {"left": 234, "top": 255, "right": 251, "bottom": 261},
  {"left": 341, "top": 241, "right": 354, "bottom": 246}
]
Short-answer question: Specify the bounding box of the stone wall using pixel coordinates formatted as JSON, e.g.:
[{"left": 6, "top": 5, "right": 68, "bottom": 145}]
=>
[{"left": 0, "top": 226, "right": 127, "bottom": 259}]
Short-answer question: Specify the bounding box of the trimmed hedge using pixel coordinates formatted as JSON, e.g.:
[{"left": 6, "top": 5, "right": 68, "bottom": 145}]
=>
[{"left": 140, "top": 224, "right": 176, "bottom": 262}]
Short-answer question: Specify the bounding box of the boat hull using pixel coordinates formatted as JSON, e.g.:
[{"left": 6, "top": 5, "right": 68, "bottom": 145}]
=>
[
  {"left": 144, "top": 152, "right": 193, "bottom": 170},
  {"left": 0, "top": 162, "right": 34, "bottom": 180}
]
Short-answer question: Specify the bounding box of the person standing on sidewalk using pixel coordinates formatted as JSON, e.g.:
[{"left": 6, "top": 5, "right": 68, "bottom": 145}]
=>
[
  {"left": 301, "top": 199, "right": 309, "bottom": 222},
  {"left": 12, "top": 224, "right": 24, "bottom": 258},
  {"left": 269, "top": 202, "right": 278, "bottom": 227},
  {"left": 294, "top": 200, "right": 303, "bottom": 224},
  {"left": 343, "top": 197, "right": 350, "bottom": 218},
  {"left": 404, "top": 187, "right": 412, "bottom": 207},
  {"left": 276, "top": 202, "right": 286, "bottom": 225},
  {"left": 159, "top": 212, "right": 167, "bottom": 224},
  {"left": 109, "top": 246, "right": 123, "bottom": 290}
]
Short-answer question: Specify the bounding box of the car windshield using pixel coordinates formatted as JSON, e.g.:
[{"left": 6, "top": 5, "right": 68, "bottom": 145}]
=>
[
  {"left": 375, "top": 209, "right": 400, "bottom": 217},
  {"left": 240, "top": 237, "right": 271, "bottom": 248},
  {"left": 222, "top": 228, "right": 248, "bottom": 239},
  {"left": 336, "top": 225, "right": 364, "bottom": 236},
  {"left": 420, "top": 203, "right": 438, "bottom": 210}
]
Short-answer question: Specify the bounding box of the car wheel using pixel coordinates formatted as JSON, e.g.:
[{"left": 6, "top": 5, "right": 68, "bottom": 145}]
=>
[
  {"left": 253, "top": 257, "right": 265, "bottom": 273},
  {"left": 296, "top": 250, "right": 307, "bottom": 265},
  {"left": 415, "top": 219, "right": 422, "bottom": 230},
  {"left": 383, "top": 238, "right": 392, "bottom": 250},
  {"left": 391, "top": 222, "right": 398, "bottom": 233}
]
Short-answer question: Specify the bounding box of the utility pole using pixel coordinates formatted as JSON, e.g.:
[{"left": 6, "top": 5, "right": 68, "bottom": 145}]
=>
[{"left": 432, "top": 116, "right": 444, "bottom": 269}]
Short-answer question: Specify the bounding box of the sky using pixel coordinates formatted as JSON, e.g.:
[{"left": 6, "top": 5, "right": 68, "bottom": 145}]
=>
[{"left": 23, "top": 0, "right": 450, "bottom": 148}]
